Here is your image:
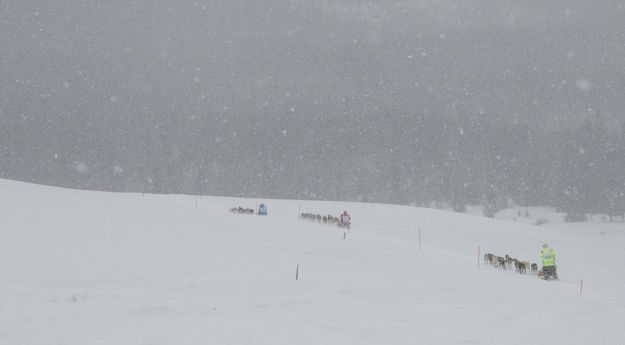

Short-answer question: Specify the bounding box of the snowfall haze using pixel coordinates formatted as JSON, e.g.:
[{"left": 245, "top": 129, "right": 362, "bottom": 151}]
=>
[{"left": 1, "top": 1, "right": 624, "bottom": 216}]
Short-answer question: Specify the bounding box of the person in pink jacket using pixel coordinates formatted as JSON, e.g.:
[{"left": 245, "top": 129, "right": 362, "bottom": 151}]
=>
[{"left": 340, "top": 211, "right": 351, "bottom": 229}]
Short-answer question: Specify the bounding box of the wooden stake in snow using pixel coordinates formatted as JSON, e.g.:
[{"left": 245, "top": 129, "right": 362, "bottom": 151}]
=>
[
  {"left": 477, "top": 245, "right": 481, "bottom": 269},
  {"left": 343, "top": 232, "right": 346, "bottom": 240},
  {"left": 296, "top": 264, "right": 299, "bottom": 281}
]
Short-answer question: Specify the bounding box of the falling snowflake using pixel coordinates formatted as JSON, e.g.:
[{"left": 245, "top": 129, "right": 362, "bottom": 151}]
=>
[
  {"left": 74, "top": 162, "right": 89, "bottom": 173},
  {"left": 575, "top": 79, "right": 591, "bottom": 91}
]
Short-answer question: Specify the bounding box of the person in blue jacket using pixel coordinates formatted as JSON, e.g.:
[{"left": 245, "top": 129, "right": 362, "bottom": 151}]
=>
[{"left": 257, "top": 203, "right": 268, "bottom": 215}]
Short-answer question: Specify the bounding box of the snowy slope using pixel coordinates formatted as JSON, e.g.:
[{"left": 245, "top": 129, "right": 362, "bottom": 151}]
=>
[{"left": 1, "top": 179, "right": 624, "bottom": 345}]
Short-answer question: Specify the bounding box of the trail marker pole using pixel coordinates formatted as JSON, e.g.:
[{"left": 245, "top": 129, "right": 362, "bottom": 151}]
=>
[
  {"left": 195, "top": 195, "right": 198, "bottom": 209},
  {"left": 418, "top": 228, "right": 421, "bottom": 250},
  {"left": 580, "top": 279, "right": 583, "bottom": 295},
  {"left": 296, "top": 264, "right": 299, "bottom": 281},
  {"left": 298, "top": 204, "right": 301, "bottom": 219},
  {"left": 477, "top": 245, "right": 481, "bottom": 269}
]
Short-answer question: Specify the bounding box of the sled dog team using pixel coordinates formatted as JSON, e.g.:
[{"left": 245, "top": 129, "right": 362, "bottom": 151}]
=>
[
  {"left": 484, "top": 244, "right": 558, "bottom": 280},
  {"left": 300, "top": 211, "right": 351, "bottom": 229}
]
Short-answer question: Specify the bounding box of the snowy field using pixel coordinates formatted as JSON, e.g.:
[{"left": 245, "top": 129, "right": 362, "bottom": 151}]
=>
[{"left": 1, "top": 178, "right": 624, "bottom": 345}]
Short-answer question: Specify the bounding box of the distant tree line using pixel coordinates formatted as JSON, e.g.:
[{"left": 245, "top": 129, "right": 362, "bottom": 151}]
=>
[
  {"left": 2, "top": 0, "right": 625, "bottom": 222},
  {"left": 2, "top": 109, "right": 623, "bottom": 222}
]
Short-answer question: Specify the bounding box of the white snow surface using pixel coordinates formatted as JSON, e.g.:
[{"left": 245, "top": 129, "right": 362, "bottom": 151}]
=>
[{"left": 1, "top": 179, "right": 624, "bottom": 344}]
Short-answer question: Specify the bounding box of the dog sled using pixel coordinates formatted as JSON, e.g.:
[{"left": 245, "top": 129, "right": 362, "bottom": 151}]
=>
[
  {"left": 538, "top": 266, "right": 558, "bottom": 280},
  {"left": 337, "top": 221, "right": 351, "bottom": 229}
]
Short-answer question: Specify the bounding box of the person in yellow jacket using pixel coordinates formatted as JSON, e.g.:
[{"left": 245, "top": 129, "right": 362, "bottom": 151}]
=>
[{"left": 540, "top": 243, "right": 558, "bottom": 280}]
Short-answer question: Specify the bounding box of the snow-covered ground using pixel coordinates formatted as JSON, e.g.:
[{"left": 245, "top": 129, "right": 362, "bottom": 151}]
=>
[{"left": 1, "top": 178, "right": 624, "bottom": 345}]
